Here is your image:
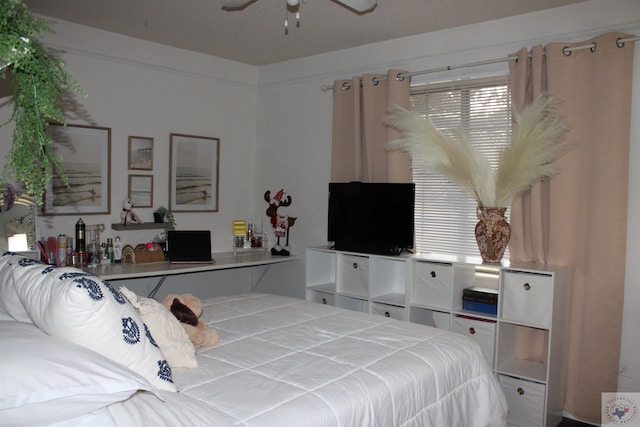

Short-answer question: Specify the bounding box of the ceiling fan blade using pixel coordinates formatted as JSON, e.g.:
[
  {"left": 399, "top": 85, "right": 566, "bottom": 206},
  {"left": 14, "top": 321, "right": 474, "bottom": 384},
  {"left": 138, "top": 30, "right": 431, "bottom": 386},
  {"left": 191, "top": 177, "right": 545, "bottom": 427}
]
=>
[
  {"left": 221, "top": 0, "right": 259, "bottom": 11},
  {"left": 335, "top": 0, "right": 377, "bottom": 13}
]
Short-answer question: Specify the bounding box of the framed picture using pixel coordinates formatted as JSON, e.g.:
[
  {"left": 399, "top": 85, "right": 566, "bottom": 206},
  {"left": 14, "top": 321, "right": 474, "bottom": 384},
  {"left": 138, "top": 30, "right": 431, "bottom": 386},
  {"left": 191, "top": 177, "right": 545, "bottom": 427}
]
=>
[
  {"left": 44, "top": 124, "right": 111, "bottom": 215},
  {"left": 128, "top": 175, "right": 153, "bottom": 208},
  {"left": 169, "top": 133, "right": 219, "bottom": 212},
  {"left": 128, "top": 136, "right": 154, "bottom": 170}
]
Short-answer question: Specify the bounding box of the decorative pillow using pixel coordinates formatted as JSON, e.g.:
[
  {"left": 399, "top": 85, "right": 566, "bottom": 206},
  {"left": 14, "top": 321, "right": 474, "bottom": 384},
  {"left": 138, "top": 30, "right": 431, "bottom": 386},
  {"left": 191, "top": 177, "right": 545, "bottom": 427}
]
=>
[
  {"left": 5, "top": 255, "right": 177, "bottom": 392},
  {"left": 0, "top": 253, "right": 32, "bottom": 322},
  {"left": 0, "top": 321, "right": 162, "bottom": 427},
  {"left": 120, "top": 286, "right": 198, "bottom": 368}
]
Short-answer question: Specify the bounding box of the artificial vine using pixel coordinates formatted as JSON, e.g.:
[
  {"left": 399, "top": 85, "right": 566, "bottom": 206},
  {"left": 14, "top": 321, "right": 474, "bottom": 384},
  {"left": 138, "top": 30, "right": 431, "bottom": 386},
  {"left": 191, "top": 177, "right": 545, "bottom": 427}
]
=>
[{"left": 1, "top": 0, "right": 84, "bottom": 205}]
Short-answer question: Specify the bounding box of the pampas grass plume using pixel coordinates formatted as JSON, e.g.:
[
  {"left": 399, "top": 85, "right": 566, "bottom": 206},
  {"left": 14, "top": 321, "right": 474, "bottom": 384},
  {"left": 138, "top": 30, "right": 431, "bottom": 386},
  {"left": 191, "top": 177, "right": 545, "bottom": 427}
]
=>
[{"left": 385, "top": 94, "right": 570, "bottom": 207}]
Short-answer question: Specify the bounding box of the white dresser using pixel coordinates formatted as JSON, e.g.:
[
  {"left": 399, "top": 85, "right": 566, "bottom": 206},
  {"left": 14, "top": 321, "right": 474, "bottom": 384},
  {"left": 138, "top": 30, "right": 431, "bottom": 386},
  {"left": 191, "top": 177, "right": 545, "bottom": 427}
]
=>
[{"left": 305, "top": 247, "right": 570, "bottom": 427}]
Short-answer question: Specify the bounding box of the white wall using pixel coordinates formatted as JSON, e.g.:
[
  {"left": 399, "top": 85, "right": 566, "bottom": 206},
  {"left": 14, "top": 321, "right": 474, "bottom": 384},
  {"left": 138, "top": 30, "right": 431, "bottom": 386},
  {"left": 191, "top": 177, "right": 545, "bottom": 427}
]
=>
[
  {"left": 0, "top": 21, "right": 260, "bottom": 254},
  {"left": 254, "top": 0, "right": 640, "bottom": 391},
  {"left": 0, "top": 0, "right": 637, "bottom": 391}
]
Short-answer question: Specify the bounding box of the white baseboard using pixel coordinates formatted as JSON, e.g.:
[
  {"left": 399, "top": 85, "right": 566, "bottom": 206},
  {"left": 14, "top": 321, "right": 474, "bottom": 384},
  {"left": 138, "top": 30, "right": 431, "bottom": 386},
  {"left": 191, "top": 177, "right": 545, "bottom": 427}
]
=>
[{"left": 562, "top": 410, "right": 600, "bottom": 426}]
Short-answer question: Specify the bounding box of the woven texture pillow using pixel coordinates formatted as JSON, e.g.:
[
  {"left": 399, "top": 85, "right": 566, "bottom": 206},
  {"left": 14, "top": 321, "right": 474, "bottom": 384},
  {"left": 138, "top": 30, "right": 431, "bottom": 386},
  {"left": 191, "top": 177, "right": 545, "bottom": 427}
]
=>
[{"left": 120, "top": 286, "right": 198, "bottom": 368}]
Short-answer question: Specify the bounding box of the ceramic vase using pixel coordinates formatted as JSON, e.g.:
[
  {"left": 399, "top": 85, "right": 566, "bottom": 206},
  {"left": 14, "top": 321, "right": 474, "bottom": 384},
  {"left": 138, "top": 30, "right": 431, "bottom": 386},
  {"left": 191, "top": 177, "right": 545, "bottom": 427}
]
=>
[{"left": 474, "top": 206, "right": 510, "bottom": 263}]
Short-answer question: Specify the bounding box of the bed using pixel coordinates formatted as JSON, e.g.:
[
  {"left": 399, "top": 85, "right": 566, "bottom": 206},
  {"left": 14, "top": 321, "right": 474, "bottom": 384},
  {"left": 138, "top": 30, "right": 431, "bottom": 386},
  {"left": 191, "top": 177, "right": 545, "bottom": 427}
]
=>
[{"left": 0, "top": 253, "right": 508, "bottom": 426}]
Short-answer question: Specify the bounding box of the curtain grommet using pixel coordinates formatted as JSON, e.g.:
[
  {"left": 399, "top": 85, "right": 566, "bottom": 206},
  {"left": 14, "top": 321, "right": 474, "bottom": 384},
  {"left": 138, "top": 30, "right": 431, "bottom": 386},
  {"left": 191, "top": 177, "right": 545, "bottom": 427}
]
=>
[
  {"left": 396, "top": 73, "right": 405, "bottom": 82},
  {"left": 372, "top": 77, "right": 380, "bottom": 86},
  {"left": 590, "top": 43, "right": 597, "bottom": 53},
  {"left": 341, "top": 82, "right": 351, "bottom": 91},
  {"left": 616, "top": 38, "right": 625, "bottom": 48},
  {"left": 562, "top": 47, "right": 572, "bottom": 56}
]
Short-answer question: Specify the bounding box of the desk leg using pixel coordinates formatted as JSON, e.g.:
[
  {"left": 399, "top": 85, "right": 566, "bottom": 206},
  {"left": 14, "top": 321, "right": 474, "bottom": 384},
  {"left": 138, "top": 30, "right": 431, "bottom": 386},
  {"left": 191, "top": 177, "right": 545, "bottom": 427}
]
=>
[
  {"left": 148, "top": 275, "right": 168, "bottom": 299},
  {"left": 251, "top": 265, "right": 270, "bottom": 291}
]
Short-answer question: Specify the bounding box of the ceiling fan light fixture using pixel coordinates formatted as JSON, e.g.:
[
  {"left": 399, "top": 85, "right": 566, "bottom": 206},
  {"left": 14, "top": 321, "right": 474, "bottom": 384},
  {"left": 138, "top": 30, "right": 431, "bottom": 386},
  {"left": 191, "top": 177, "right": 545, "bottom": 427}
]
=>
[{"left": 284, "top": 0, "right": 301, "bottom": 33}]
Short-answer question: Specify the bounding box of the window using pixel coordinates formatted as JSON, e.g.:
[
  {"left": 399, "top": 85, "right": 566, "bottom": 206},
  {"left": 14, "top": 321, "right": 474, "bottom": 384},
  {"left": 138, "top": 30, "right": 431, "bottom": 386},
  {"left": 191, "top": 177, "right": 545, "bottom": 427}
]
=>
[{"left": 410, "top": 77, "right": 512, "bottom": 257}]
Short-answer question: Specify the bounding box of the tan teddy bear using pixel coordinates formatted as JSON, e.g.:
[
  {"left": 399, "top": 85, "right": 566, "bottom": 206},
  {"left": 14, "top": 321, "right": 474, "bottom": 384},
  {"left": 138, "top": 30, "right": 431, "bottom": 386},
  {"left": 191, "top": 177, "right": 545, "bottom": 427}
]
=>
[{"left": 162, "top": 293, "right": 219, "bottom": 348}]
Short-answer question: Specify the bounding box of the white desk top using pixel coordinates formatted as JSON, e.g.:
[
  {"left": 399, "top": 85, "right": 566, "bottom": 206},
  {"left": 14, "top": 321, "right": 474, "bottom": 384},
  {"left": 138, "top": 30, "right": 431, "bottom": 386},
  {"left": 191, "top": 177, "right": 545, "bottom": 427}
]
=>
[{"left": 87, "top": 251, "right": 299, "bottom": 280}]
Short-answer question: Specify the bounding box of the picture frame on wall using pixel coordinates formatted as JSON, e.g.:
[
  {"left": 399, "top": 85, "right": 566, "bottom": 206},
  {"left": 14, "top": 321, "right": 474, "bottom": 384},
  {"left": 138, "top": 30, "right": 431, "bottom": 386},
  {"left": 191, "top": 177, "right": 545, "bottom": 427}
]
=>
[
  {"left": 44, "top": 123, "right": 111, "bottom": 215},
  {"left": 128, "top": 136, "right": 154, "bottom": 170},
  {"left": 128, "top": 175, "right": 153, "bottom": 208},
  {"left": 169, "top": 133, "right": 219, "bottom": 212}
]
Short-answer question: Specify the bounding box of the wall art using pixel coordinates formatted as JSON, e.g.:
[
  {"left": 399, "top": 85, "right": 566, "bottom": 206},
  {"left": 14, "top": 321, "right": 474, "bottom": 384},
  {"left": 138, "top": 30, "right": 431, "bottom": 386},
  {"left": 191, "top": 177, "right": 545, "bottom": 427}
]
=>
[
  {"left": 169, "top": 133, "right": 219, "bottom": 212},
  {"left": 44, "top": 124, "right": 111, "bottom": 215}
]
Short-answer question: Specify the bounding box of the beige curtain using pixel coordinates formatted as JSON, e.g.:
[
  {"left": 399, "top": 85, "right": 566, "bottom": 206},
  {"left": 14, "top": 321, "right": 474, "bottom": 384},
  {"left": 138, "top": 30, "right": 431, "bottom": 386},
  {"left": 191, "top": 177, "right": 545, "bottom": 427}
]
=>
[
  {"left": 509, "top": 32, "right": 635, "bottom": 423},
  {"left": 331, "top": 69, "right": 412, "bottom": 183}
]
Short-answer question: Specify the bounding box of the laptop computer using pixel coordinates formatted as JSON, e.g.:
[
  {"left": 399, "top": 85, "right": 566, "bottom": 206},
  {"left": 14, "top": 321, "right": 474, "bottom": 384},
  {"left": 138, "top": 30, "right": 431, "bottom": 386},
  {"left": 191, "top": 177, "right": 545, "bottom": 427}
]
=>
[{"left": 167, "top": 230, "right": 215, "bottom": 263}]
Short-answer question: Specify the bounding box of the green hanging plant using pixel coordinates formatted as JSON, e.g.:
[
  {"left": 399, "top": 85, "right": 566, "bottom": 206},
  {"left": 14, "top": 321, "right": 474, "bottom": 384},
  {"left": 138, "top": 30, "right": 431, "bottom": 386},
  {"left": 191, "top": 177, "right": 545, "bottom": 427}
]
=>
[{"left": 1, "top": 0, "right": 84, "bottom": 205}]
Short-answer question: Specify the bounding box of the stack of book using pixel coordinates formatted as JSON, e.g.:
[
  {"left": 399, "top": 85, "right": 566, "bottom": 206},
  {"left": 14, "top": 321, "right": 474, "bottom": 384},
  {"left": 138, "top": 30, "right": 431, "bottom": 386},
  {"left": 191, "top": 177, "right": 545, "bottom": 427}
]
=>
[{"left": 462, "top": 286, "right": 498, "bottom": 315}]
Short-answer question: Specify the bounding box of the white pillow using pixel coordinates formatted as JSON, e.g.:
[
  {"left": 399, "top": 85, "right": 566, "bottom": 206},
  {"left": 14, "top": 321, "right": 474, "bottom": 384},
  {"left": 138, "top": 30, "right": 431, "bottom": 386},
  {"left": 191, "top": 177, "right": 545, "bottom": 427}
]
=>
[
  {"left": 0, "top": 321, "right": 161, "bottom": 427},
  {"left": 120, "top": 286, "right": 198, "bottom": 368},
  {"left": 0, "top": 253, "right": 32, "bottom": 322},
  {"left": 5, "top": 255, "right": 177, "bottom": 392}
]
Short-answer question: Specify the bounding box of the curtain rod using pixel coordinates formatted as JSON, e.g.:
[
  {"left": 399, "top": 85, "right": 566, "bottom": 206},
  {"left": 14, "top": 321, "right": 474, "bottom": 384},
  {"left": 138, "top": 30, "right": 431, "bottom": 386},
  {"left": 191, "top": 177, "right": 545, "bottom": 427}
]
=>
[{"left": 320, "top": 35, "right": 639, "bottom": 92}]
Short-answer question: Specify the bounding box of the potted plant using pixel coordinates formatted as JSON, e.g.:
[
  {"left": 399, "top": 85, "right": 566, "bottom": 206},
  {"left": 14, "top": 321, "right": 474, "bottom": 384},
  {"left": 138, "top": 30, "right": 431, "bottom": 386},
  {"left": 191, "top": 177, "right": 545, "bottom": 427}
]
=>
[
  {"left": 1, "top": 0, "right": 84, "bottom": 205},
  {"left": 154, "top": 206, "right": 176, "bottom": 240},
  {"left": 385, "top": 94, "right": 570, "bottom": 263}
]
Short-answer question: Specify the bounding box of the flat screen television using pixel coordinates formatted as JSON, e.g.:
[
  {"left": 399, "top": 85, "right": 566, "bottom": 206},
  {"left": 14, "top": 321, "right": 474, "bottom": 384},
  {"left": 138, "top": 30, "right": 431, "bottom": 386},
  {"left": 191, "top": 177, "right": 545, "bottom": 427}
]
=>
[{"left": 328, "top": 182, "right": 415, "bottom": 256}]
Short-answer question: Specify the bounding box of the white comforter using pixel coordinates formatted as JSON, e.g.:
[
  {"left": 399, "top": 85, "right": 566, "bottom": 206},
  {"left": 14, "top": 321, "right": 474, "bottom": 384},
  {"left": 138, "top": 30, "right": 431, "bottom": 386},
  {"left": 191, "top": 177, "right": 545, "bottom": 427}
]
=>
[{"left": 72, "top": 293, "right": 508, "bottom": 426}]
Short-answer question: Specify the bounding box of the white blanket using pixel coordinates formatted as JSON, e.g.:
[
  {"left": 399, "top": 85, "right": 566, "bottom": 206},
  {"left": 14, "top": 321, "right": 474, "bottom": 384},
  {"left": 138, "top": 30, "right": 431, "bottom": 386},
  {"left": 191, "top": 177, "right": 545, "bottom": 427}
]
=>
[{"left": 74, "top": 293, "right": 508, "bottom": 426}]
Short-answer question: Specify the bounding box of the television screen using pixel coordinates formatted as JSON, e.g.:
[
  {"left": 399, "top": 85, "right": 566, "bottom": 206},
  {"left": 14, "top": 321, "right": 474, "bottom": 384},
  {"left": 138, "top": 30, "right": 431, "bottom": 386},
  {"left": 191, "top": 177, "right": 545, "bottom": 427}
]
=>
[{"left": 328, "top": 182, "right": 415, "bottom": 256}]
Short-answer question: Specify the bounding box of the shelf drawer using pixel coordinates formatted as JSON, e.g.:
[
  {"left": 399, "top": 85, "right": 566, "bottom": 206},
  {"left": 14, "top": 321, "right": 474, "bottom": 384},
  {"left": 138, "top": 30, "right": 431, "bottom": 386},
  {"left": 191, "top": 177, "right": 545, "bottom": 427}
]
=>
[
  {"left": 335, "top": 295, "right": 368, "bottom": 313},
  {"left": 308, "top": 291, "right": 334, "bottom": 306},
  {"left": 499, "top": 375, "right": 546, "bottom": 427},
  {"left": 502, "top": 271, "right": 553, "bottom": 328},
  {"left": 410, "top": 307, "right": 450, "bottom": 330},
  {"left": 338, "top": 255, "right": 369, "bottom": 297},
  {"left": 371, "top": 303, "right": 404, "bottom": 320},
  {"left": 413, "top": 261, "right": 453, "bottom": 309},
  {"left": 452, "top": 316, "right": 496, "bottom": 367}
]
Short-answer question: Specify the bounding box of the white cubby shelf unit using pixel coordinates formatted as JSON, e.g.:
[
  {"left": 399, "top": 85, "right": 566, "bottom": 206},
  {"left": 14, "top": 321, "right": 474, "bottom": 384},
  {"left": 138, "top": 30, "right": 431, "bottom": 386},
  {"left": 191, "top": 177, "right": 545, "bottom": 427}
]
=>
[{"left": 305, "top": 246, "right": 570, "bottom": 427}]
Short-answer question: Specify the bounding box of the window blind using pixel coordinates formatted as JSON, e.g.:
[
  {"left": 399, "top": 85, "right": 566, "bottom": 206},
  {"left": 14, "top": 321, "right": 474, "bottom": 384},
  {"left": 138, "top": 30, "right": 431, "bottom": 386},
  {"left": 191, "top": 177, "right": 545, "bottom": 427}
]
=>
[{"left": 409, "top": 77, "right": 512, "bottom": 257}]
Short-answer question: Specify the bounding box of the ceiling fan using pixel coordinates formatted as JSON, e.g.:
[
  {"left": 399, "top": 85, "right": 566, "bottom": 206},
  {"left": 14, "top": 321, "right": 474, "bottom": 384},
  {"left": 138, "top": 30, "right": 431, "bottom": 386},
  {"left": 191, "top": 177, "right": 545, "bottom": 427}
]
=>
[{"left": 221, "top": 0, "right": 378, "bottom": 14}]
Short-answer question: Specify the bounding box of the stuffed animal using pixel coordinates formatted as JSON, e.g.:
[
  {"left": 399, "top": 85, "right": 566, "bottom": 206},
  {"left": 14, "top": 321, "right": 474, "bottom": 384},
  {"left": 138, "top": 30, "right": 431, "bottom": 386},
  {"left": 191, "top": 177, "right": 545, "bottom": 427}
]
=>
[
  {"left": 162, "top": 293, "right": 219, "bottom": 348},
  {"left": 120, "top": 198, "right": 143, "bottom": 225}
]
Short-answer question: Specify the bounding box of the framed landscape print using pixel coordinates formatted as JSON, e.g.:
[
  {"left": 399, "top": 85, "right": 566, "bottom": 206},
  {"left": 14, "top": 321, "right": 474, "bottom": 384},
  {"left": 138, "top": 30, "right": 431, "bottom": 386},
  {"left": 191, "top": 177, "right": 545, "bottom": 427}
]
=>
[
  {"left": 128, "top": 136, "right": 154, "bottom": 170},
  {"left": 128, "top": 175, "right": 153, "bottom": 208},
  {"left": 44, "top": 124, "right": 111, "bottom": 215},
  {"left": 169, "top": 133, "right": 219, "bottom": 212}
]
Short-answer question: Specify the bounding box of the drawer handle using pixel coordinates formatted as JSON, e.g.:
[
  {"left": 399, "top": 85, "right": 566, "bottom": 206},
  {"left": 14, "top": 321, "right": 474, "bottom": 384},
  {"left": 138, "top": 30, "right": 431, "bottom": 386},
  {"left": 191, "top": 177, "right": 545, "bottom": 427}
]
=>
[
  {"left": 430, "top": 271, "right": 436, "bottom": 278},
  {"left": 468, "top": 327, "right": 476, "bottom": 335},
  {"left": 517, "top": 387, "right": 525, "bottom": 395},
  {"left": 523, "top": 283, "right": 531, "bottom": 291},
  {"left": 353, "top": 262, "right": 358, "bottom": 269},
  {"left": 384, "top": 311, "right": 390, "bottom": 317},
  {"left": 321, "top": 298, "right": 327, "bottom": 304}
]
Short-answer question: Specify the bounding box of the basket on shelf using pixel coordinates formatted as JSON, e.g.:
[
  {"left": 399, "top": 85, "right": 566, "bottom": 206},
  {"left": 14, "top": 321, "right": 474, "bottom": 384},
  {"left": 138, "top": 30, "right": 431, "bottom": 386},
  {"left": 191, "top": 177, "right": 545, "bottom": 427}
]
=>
[{"left": 122, "top": 243, "right": 165, "bottom": 264}]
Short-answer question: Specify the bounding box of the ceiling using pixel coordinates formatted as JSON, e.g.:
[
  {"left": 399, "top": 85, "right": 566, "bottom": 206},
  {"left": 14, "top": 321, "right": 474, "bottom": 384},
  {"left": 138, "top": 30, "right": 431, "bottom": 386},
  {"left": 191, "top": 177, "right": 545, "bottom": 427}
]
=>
[{"left": 23, "top": 0, "right": 587, "bottom": 66}]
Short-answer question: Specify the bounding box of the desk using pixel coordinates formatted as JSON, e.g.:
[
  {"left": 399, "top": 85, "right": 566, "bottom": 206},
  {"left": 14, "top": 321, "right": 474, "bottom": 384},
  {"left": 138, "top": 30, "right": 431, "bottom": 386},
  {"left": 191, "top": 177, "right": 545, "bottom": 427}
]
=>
[{"left": 91, "top": 251, "right": 298, "bottom": 297}]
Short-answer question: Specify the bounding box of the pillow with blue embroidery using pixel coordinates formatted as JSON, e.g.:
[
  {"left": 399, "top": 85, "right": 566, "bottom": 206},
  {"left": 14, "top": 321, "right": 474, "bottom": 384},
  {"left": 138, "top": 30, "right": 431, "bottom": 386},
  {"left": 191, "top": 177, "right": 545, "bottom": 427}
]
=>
[{"left": 5, "top": 255, "right": 176, "bottom": 392}]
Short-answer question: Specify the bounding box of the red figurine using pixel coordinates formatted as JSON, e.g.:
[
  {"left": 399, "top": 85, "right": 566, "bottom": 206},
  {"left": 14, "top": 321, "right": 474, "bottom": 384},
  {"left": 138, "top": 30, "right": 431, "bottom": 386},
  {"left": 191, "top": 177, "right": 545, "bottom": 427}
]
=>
[{"left": 264, "top": 189, "right": 297, "bottom": 256}]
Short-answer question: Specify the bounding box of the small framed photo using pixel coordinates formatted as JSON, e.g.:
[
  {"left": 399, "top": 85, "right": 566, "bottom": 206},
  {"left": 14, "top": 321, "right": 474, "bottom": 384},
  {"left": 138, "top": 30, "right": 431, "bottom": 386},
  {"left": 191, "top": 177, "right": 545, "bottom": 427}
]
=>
[
  {"left": 128, "top": 175, "right": 153, "bottom": 208},
  {"left": 128, "top": 136, "right": 154, "bottom": 170},
  {"left": 169, "top": 133, "right": 220, "bottom": 212},
  {"left": 44, "top": 123, "right": 111, "bottom": 215}
]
